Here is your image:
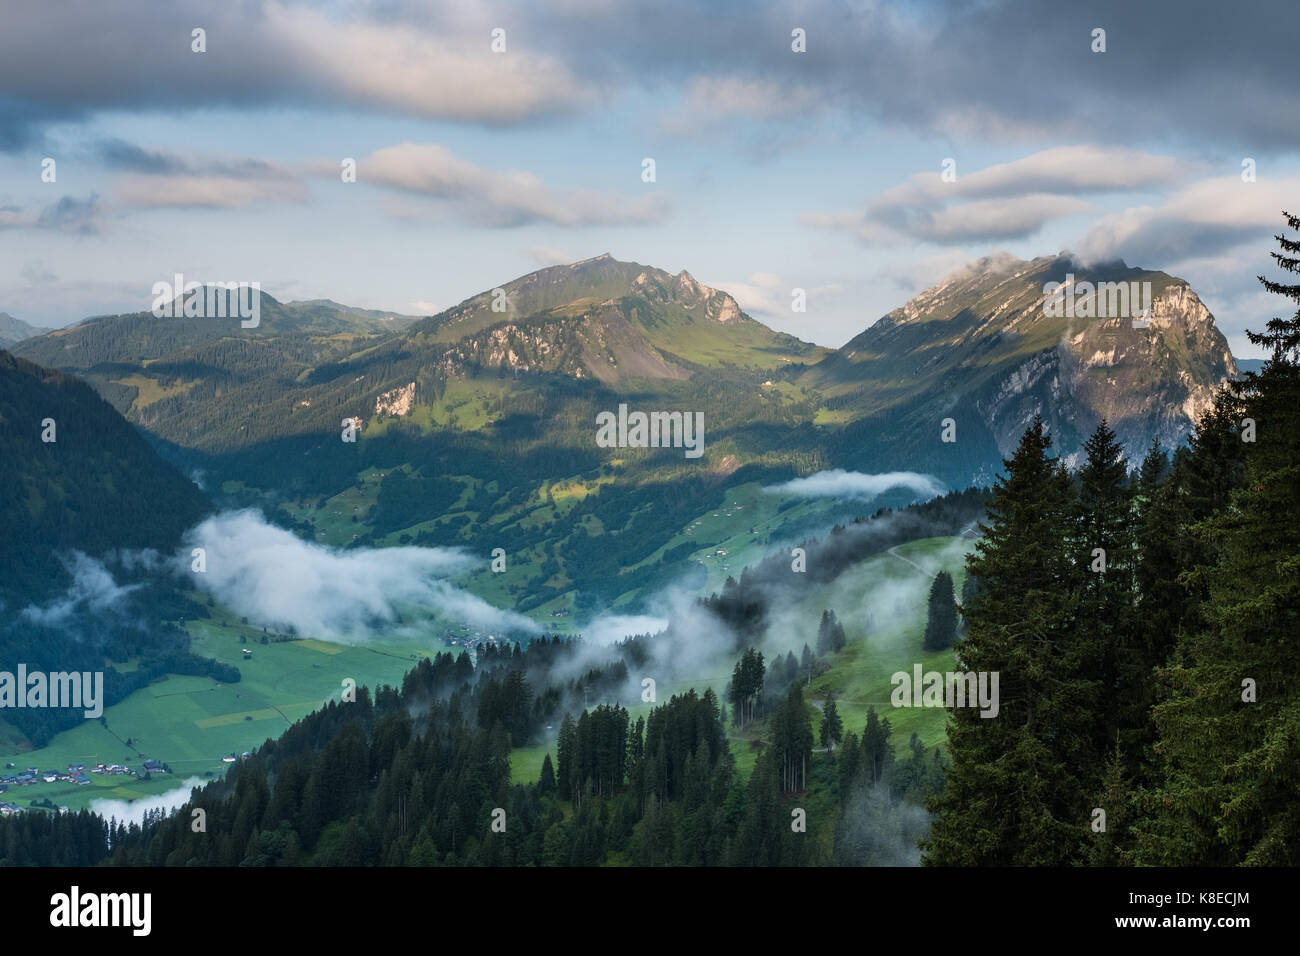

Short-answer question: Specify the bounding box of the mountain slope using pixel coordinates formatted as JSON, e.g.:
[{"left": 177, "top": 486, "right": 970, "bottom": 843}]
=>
[
  {"left": 0, "top": 350, "right": 211, "bottom": 603},
  {"left": 805, "top": 253, "right": 1236, "bottom": 479},
  {"left": 8, "top": 252, "right": 1237, "bottom": 492},
  {"left": 12, "top": 256, "right": 826, "bottom": 456},
  {"left": 11, "top": 292, "right": 426, "bottom": 434},
  {"left": 0, "top": 312, "right": 50, "bottom": 348},
  {"left": 404, "top": 253, "right": 822, "bottom": 374}
]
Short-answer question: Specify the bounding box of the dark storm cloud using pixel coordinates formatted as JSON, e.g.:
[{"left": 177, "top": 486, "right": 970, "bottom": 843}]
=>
[
  {"left": 0, "top": 1, "right": 1294, "bottom": 150},
  {"left": 530, "top": 0, "right": 1299, "bottom": 149}
]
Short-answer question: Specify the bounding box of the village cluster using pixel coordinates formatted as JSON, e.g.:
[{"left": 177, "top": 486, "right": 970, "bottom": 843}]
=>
[
  {"left": 443, "top": 625, "right": 511, "bottom": 653},
  {"left": 0, "top": 760, "right": 167, "bottom": 816}
]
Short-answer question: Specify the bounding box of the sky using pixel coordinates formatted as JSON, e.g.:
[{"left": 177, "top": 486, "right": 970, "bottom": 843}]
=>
[{"left": 0, "top": 0, "right": 1296, "bottom": 357}]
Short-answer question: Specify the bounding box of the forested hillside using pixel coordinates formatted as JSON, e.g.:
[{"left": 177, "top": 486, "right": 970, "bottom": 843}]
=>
[
  {"left": 0, "top": 624, "right": 942, "bottom": 866},
  {"left": 0, "top": 349, "right": 210, "bottom": 603}
]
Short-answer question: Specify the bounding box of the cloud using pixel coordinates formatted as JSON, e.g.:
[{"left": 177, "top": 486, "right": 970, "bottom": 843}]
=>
[
  {"left": 683, "top": 76, "right": 818, "bottom": 119},
  {"left": 874, "top": 147, "right": 1187, "bottom": 212},
  {"left": 116, "top": 172, "right": 307, "bottom": 210},
  {"left": 806, "top": 147, "right": 1182, "bottom": 246},
  {"left": 96, "top": 138, "right": 188, "bottom": 174},
  {"left": 659, "top": 74, "right": 822, "bottom": 139},
  {"left": 581, "top": 613, "right": 670, "bottom": 646},
  {"left": 91, "top": 778, "right": 204, "bottom": 828},
  {"left": 764, "top": 469, "right": 945, "bottom": 501},
  {"left": 20, "top": 259, "right": 58, "bottom": 283},
  {"left": 1075, "top": 176, "right": 1300, "bottom": 266},
  {"left": 183, "top": 510, "right": 538, "bottom": 641},
  {"left": 0, "top": 205, "right": 32, "bottom": 228},
  {"left": 2, "top": 2, "right": 1298, "bottom": 154},
  {"left": 0, "top": 194, "right": 107, "bottom": 235},
  {"left": 572, "top": 580, "right": 745, "bottom": 689},
  {"left": 0, "top": 1, "right": 588, "bottom": 148},
  {"left": 21, "top": 552, "right": 139, "bottom": 626},
  {"left": 895, "top": 194, "right": 1094, "bottom": 244},
  {"left": 877, "top": 250, "right": 994, "bottom": 294},
  {"left": 36, "top": 193, "right": 104, "bottom": 235},
  {"left": 97, "top": 142, "right": 309, "bottom": 210},
  {"left": 347, "top": 143, "right": 669, "bottom": 227},
  {"left": 524, "top": 245, "right": 577, "bottom": 266},
  {"left": 709, "top": 272, "right": 844, "bottom": 319}
]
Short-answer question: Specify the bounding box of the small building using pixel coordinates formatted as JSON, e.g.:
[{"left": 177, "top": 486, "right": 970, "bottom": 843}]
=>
[
  {"left": 73, "top": 774, "right": 90, "bottom": 785},
  {"left": 143, "top": 759, "right": 163, "bottom": 772}
]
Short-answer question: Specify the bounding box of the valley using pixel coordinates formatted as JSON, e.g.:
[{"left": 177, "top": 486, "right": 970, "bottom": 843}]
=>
[
  {"left": 1, "top": 447, "right": 967, "bottom": 818},
  {"left": 0, "top": 244, "right": 1265, "bottom": 867}
]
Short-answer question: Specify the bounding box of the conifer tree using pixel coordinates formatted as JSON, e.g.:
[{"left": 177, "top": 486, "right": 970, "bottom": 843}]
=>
[
  {"left": 1074, "top": 420, "right": 1139, "bottom": 773},
  {"left": 1139, "top": 212, "right": 1300, "bottom": 865},
  {"left": 860, "top": 706, "right": 894, "bottom": 787},
  {"left": 817, "top": 609, "right": 848, "bottom": 655},
  {"left": 922, "top": 570, "right": 958, "bottom": 650},
  {"left": 538, "top": 753, "right": 556, "bottom": 797},
  {"left": 924, "top": 417, "right": 1091, "bottom": 865},
  {"left": 556, "top": 713, "right": 576, "bottom": 801},
  {"left": 838, "top": 729, "right": 862, "bottom": 798},
  {"left": 819, "top": 693, "right": 843, "bottom": 753}
]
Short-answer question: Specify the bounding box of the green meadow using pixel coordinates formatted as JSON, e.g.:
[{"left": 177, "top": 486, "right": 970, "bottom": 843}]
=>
[{"left": 0, "top": 620, "right": 443, "bottom": 813}]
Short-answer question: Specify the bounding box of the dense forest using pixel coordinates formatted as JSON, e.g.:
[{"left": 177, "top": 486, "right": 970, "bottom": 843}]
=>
[{"left": 0, "top": 624, "right": 943, "bottom": 866}]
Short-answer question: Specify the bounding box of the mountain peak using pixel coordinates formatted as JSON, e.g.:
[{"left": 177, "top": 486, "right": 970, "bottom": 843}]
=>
[
  {"left": 571, "top": 252, "right": 615, "bottom": 267},
  {"left": 0, "top": 311, "right": 52, "bottom": 348},
  {"left": 673, "top": 269, "right": 705, "bottom": 299},
  {"left": 808, "top": 251, "right": 1236, "bottom": 481}
]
